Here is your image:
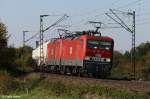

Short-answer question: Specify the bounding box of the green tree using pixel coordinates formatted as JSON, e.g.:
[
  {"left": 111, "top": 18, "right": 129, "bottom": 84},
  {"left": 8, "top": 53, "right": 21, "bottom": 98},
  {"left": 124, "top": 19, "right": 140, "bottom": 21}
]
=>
[
  {"left": 0, "top": 22, "right": 8, "bottom": 69},
  {"left": 111, "top": 42, "right": 150, "bottom": 80},
  {"left": 15, "top": 46, "right": 34, "bottom": 72},
  {"left": 0, "top": 22, "right": 8, "bottom": 48},
  {"left": 136, "top": 42, "right": 150, "bottom": 57},
  {"left": 0, "top": 22, "right": 19, "bottom": 75},
  {"left": 113, "top": 51, "right": 124, "bottom": 67}
]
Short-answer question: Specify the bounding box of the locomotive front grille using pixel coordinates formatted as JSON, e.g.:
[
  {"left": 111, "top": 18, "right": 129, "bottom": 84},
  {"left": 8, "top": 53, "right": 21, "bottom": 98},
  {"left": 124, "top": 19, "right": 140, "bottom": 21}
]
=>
[
  {"left": 91, "top": 57, "right": 101, "bottom": 61},
  {"left": 83, "top": 60, "right": 112, "bottom": 74}
]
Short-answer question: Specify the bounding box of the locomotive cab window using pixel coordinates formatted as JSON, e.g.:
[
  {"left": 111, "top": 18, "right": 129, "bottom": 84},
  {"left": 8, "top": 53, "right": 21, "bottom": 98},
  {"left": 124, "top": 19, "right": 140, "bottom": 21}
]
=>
[{"left": 87, "top": 40, "right": 112, "bottom": 50}]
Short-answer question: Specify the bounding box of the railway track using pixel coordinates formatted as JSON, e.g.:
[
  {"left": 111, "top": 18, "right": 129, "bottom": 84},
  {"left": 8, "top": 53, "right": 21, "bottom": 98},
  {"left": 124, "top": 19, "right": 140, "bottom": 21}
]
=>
[{"left": 25, "top": 72, "right": 150, "bottom": 94}]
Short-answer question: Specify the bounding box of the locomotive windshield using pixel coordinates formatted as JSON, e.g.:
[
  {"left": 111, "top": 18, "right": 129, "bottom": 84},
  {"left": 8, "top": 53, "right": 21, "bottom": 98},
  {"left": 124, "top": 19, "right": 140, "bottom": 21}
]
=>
[{"left": 87, "top": 40, "right": 112, "bottom": 50}]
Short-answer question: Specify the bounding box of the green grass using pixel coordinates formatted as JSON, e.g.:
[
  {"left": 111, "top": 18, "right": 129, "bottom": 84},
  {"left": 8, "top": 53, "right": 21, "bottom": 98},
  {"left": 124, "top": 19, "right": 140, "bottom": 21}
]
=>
[
  {"left": 13, "top": 80, "right": 150, "bottom": 99},
  {"left": 0, "top": 73, "right": 150, "bottom": 99}
]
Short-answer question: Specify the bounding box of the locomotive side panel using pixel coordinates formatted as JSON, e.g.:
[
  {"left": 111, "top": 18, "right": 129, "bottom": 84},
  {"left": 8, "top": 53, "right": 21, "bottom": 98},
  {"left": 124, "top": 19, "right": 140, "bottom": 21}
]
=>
[
  {"left": 47, "top": 40, "right": 64, "bottom": 66},
  {"left": 54, "top": 40, "right": 63, "bottom": 65},
  {"left": 47, "top": 43, "right": 56, "bottom": 65},
  {"left": 61, "top": 39, "right": 85, "bottom": 66},
  {"left": 61, "top": 39, "right": 75, "bottom": 66}
]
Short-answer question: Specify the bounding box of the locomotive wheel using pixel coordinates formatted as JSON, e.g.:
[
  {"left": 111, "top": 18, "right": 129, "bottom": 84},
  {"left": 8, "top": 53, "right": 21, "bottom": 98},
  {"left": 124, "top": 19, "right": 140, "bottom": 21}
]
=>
[
  {"left": 54, "top": 66, "right": 59, "bottom": 74},
  {"left": 72, "top": 67, "right": 78, "bottom": 76},
  {"left": 34, "top": 65, "right": 40, "bottom": 72},
  {"left": 65, "top": 67, "right": 72, "bottom": 75},
  {"left": 60, "top": 66, "right": 66, "bottom": 74},
  {"left": 77, "top": 67, "right": 83, "bottom": 77}
]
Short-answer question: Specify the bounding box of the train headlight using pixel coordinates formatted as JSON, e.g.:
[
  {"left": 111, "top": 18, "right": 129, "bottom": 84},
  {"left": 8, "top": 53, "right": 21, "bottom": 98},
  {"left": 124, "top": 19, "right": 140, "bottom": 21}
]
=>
[
  {"left": 85, "top": 56, "right": 90, "bottom": 60},
  {"left": 106, "top": 58, "right": 111, "bottom": 62}
]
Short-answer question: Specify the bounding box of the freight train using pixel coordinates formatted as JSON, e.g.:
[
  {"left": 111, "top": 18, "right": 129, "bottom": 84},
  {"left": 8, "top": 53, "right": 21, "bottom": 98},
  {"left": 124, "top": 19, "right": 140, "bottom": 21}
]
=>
[{"left": 32, "top": 31, "right": 114, "bottom": 77}]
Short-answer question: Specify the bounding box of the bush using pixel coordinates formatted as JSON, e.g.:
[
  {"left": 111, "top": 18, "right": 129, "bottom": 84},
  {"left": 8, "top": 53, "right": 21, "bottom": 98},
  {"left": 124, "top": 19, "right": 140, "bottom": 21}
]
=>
[{"left": 0, "top": 71, "right": 19, "bottom": 94}]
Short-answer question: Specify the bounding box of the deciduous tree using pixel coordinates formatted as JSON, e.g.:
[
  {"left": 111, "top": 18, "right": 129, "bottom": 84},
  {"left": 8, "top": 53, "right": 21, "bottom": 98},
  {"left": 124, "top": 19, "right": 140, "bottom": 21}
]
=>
[{"left": 0, "top": 22, "right": 8, "bottom": 48}]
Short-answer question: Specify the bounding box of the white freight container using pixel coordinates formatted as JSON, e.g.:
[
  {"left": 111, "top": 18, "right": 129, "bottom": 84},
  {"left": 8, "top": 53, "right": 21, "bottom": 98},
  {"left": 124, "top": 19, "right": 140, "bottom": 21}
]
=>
[{"left": 32, "top": 41, "right": 49, "bottom": 65}]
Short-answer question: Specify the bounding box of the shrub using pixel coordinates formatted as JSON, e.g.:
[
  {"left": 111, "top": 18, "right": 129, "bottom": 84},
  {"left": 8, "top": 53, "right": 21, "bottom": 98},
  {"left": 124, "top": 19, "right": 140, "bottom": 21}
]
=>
[{"left": 0, "top": 71, "right": 19, "bottom": 94}]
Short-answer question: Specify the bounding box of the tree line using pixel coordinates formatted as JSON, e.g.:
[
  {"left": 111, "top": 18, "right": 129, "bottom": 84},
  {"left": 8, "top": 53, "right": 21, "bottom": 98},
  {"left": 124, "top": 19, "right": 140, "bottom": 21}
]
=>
[
  {"left": 112, "top": 41, "right": 150, "bottom": 80},
  {"left": 0, "top": 22, "right": 33, "bottom": 76}
]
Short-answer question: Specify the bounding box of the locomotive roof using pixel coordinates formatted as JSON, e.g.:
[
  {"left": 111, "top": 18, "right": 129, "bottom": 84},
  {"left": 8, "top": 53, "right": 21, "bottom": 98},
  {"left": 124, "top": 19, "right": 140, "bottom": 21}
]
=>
[
  {"left": 86, "top": 35, "right": 113, "bottom": 40},
  {"left": 46, "top": 31, "right": 113, "bottom": 43},
  {"left": 60, "top": 31, "right": 113, "bottom": 40}
]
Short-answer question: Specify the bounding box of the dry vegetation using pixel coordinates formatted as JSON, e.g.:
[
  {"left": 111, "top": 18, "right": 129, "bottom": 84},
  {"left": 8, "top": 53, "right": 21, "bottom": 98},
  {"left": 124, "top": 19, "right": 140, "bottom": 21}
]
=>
[{"left": 1, "top": 72, "right": 150, "bottom": 99}]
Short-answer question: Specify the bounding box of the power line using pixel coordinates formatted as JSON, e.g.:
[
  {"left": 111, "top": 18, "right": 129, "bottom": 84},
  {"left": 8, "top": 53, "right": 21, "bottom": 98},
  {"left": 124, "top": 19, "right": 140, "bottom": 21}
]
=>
[
  {"left": 136, "top": 20, "right": 150, "bottom": 25},
  {"left": 136, "top": 12, "right": 150, "bottom": 17},
  {"left": 68, "top": 0, "right": 124, "bottom": 18},
  {"left": 25, "top": 31, "right": 39, "bottom": 42},
  {"left": 64, "top": 1, "right": 141, "bottom": 30},
  {"left": 25, "top": 14, "right": 69, "bottom": 44},
  {"left": 43, "top": 14, "right": 69, "bottom": 32},
  {"left": 106, "top": 9, "right": 136, "bottom": 80},
  {"left": 116, "top": 0, "right": 141, "bottom": 9},
  {"left": 111, "top": 0, "right": 121, "bottom": 6},
  {"left": 136, "top": 17, "right": 150, "bottom": 22}
]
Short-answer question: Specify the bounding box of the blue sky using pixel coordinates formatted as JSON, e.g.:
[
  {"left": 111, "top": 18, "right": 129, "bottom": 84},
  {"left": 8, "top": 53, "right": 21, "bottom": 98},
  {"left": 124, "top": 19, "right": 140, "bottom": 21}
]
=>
[{"left": 0, "top": 0, "right": 150, "bottom": 52}]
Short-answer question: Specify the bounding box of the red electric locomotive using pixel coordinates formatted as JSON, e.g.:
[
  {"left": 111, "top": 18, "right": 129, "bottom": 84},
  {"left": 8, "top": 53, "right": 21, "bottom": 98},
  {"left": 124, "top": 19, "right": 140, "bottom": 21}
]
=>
[{"left": 45, "top": 31, "right": 114, "bottom": 76}]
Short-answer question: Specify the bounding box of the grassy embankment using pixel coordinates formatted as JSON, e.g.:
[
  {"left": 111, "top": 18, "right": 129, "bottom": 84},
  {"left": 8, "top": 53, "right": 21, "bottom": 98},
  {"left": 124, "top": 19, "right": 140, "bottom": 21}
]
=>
[{"left": 0, "top": 71, "right": 150, "bottom": 99}]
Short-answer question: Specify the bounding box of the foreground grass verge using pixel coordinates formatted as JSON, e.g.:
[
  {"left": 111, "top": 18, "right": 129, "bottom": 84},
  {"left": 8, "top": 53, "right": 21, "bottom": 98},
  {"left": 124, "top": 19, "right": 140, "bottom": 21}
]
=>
[
  {"left": 0, "top": 73, "right": 150, "bottom": 99},
  {"left": 19, "top": 82, "right": 150, "bottom": 99}
]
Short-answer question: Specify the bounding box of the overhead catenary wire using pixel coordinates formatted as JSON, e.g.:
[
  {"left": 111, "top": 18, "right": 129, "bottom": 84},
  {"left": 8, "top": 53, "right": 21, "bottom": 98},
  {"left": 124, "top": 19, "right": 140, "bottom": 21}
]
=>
[
  {"left": 43, "top": 14, "right": 69, "bottom": 32},
  {"left": 25, "top": 31, "right": 40, "bottom": 43},
  {"left": 61, "top": 0, "right": 141, "bottom": 31},
  {"left": 136, "top": 17, "right": 150, "bottom": 22},
  {"left": 60, "top": 0, "right": 147, "bottom": 30},
  {"left": 20, "top": 0, "right": 150, "bottom": 52},
  {"left": 136, "top": 20, "right": 150, "bottom": 25},
  {"left": 116, "top": 0, "right": 142, "bottom": 9},
  {"left": 70, "top": 0, "right": 142, "bottom": 31},
  {"left": 68, "top": 0, "right": 124, "bottom": 20},
  {"left": 111, "top": 0, "right": 121, "bottom": 6},
  {"left": 107, "top": 0, "right": 150, "bottom": 26},
  {"left": 136, "top": 12, "right": 150, "bottom": 17},
  {"left": 25, "top": 14, "right": 69, "bottom": 44}
]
